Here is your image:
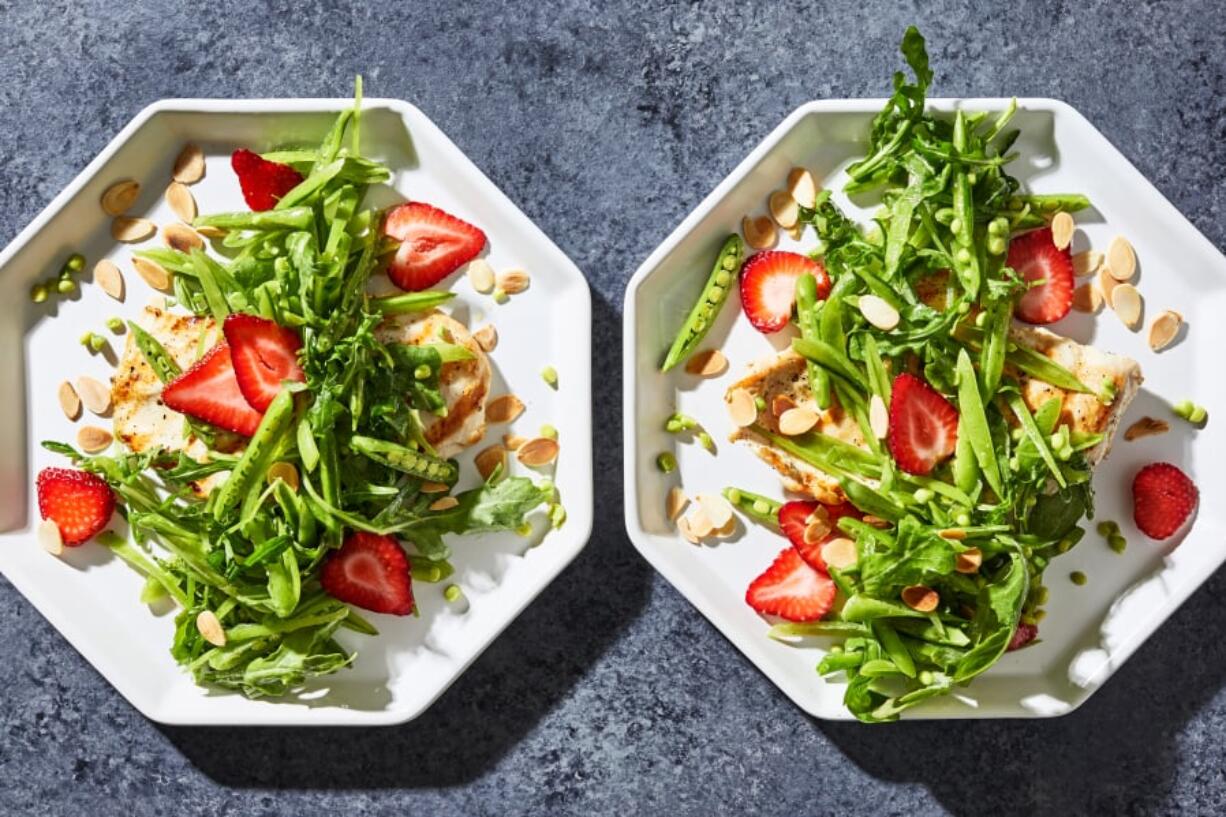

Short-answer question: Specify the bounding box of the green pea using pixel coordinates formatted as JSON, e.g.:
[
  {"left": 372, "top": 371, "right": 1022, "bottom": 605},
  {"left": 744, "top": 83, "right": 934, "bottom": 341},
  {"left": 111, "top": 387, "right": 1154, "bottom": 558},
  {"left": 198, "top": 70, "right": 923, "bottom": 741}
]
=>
[
  {"left": 912, "top": 488, "right": 934, "bottom": 504},
  {"left": 414, "top": 364, "right": 432, "bottom": 380},
  {"left": 1108, "top": 534, "right": 1127, "bottom": 554},
  {"left": 492, "top": 287, "right": 508, "bottom": 304},
  {"left": 715, "top": 270, "right": 732, "bottom": 287},
  {"left": 754, "top": 396, "right": 766, "bottom": 412},
  {"left": 443, "top": 584, "right": 463, "bottom": 603},
  {"left": 539, "top": 424, "right": 558, "bottom": 440},
  {"left": 697, "top": 432, "right": 715, "bottom": 453},
  {"left": 106, "top": 317, "right": 125, "bottom": 333},
  {"left": 752, "top": 499, "right": 771, "bottom": 515},
  {"left": 540, "top": 365, "right": 558, "bottom": 388},
  {"left": 89, "top": 334, "right": 107, "bottom": 352},
  {"left": 549, "top": 503, "right": 567, "bottom": 529},
  {"left": 1096, "top": 520, "right": 1119, "bottom": 537},
  {"left": 934, "top": 207, "right": 954, "bottom": 225},
  {"left": 987, "top": 236, "right": 1007, "bottom": 255},
  {"left": 656, "top": 452, "right": 677, "bottom": 473},
  {"left": 956, "top": 512, "right": 970, "bottom": 527},
  {"left": 57, "top": 278, "right": 77, "bottom": 294},
  {"left": 949, "top": 217, "right": 963, "bottom": 236},
  {"left": 956, "top": 248, "right": 971, "bottom": 265},
  {"left": 30, "top": 283, "right": 48, "bottom": 303},
  {"left": 974, "top": 311, "right": 988, "bottom": 328},
  {"left": 64, "top": 253, "right": 86, "bottom": 273},
  {"left": 1070, "top": 571, "right": 1087, "bottom": 586}
]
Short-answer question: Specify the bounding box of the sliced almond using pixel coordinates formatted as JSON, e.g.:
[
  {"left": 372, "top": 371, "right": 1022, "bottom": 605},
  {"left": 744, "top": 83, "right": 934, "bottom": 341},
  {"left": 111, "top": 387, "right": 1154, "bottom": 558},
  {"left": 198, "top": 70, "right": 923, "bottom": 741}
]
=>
[
  {"left": 684, "top": 348, "right": 727, "bottom": 377},
  {"left": 768, "top": 190, "right": 800, "bottom": 229},
  {"left": 429, "top": 496, "right": 460, "bottom": 511},
  {"left": 1110, "top": 283, "right": 1142, "bottom": 329},
  {"left": 475, "top": 444, "right": 507, "bottom": 481},
  {"left": 786, "top": 223, "right": 804, "bottom": 241},
  {"left": 172, "top": 144, "right": 206, "bottom": 184},
  {"left": 473, "top": 324, "right": 498, "bottom": 352},
  {"left": 726, "top": 387, "right": 758, "bottom": 428},
  {"left": 502, "top": 433, "right": 527, "bottom": 451},
  {"left": 859, "top": 294, "right": 900, "bottom": 331},
  {"left": 1072, "top": 250, "right": 1102, "bottom": 277},
  {"left": 697, "top": 493, "right": 734, "bottom": 529},
  {"left": 677, "top": 514, "right": 699, "bottom": 544},
  {"left": 1106, "top": 235, "right": 1136, "bottom": 281},
  {"left": 197, "top": 225, "right": 227, "bottom": 240},
  {"left": 1050, "top": 211, "right": 1075, "bottom": 250},
  {"left": 100, "top": 179, "right": 141, "bottom": 216},
  {"left": 165, "top": 181, "right": 197, "bottom": 222},
  {"left": 771, "top": 394, "right": 795, "bottom": 417},
  {"left": 94, "top": 259, "right": 125, "bottom": 300},
  {"left": 955, "top": 547, "right": 983, "bottom": 574},
  {"left": 778, "top": 407, "right": 818, "bottom": 436},
  {"left": 1124, "top": 416, "right": 1171, "bottom": 441},
  {"left": 37, "top": 519, "right": 64, "bottom": 556},
  {"left": 938, "top": 528, "right": 967, "bottom": 541},
  {"left": 666, "top": 486, "right": 689, "bottom": 521},
  {"left": 132, "top": 257, "right": 172, "bottom": 291},
  {"left": 77, "top": 425, "right": 113, "bottom": 453},
  {"left": 868, "top": 394, "right": 888, "bottom": 439},
  {"left": 1148, "top": 310, "right": 1183, "bottom": 352},
  {"left": 862, "top": 515, "right": 891, "bottom": 528},
  {"left": 196, "top": 610, "right": 226, "bottom": 646},
  {"left": 821, "top": 537, "right": 858, "bottom": 570},
  {"left": 57, "top": 380, "right": 81, "bottom": 420},
  {"left": 803, "top": 506, "right": 832, "bottom": 544},
  {"left": 466, "top": 259, "right": 496, "bottom": 293},
  {"left": 420, "top": 481, "right": 450, "bottom": 494},
  {"left": 75, "top": 376, "right": 111, "bottom": 415},
  {"left": 163, "top": 223, "right": 205, "bottom": 253},
  {"left": 714, "top": 517, "right": 737, "bottom": 538},
  {"left": 1072, "top": 282, "right": 1102, "bottom": 313},
  {"left": 787, "top": 167, "right": 819, "bottom": 209},
  {"left": 1097, "top": 266, "right": 1120, "bottom": 305},
  {"left": 497, "top": 268, "right": 531, "bottom": 295},
  {"left": 111, "top": 217, "right": 156, "bottom": 243},
  {"left": 266, "top": 461, "right": 299, "bottom": 491},
  {"left": 517, "top": 437, "right": 559, "bottom": 467},
  {"left": 486, "top": 394, "right": 525, "bottom": 423},
  {"left": 686, "top": 506, "right": 715, "bottom": 539},
  {"left": 901, "top": 584, "right": 940, "bottom": 613},
  {"left": 742, "top": 215, "right": 777, "bottom": 250}
]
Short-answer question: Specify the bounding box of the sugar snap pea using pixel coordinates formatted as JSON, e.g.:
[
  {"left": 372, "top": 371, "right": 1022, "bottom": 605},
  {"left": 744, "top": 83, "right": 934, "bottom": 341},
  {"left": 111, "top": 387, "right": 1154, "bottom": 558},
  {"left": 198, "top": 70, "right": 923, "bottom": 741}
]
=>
[
  {"left": 213, "top": 389, "right": 296, "bottom": 521},
  {"left": 955, "top": 349, "right": 1003, "bottom": 498},
  {"left": 660, "top": 234, "right": 744, "bottom": 371},
  {"left": 791, "top": 338, "right": 869, "bottom": 392},
  {"left": 722, "top": 487, "right": 782, "bottom": 530},
  {"left": 127, "top": 321, "right": 182, "bottom": 383},
  {"left": 795, "top": 273, "right": 831, "bottom": 409},
  {"left": 195, "top": 207, "right": 314, "bottom": 232},
  {"left": 350, "top": 435, "right": 458, "bottom": 483},
  {"left": 372, "top": 291, "right": 457, "bottom": 314}
]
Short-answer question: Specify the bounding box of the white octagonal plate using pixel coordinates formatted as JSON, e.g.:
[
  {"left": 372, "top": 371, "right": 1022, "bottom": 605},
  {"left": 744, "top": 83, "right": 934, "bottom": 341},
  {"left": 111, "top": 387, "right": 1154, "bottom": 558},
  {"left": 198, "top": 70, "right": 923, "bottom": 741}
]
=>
[
  {"left": 623, "top": 98, "right": 1226, "bottom": 719},
  {"left": 0, "top": 98, "right": 593, "bottom": 725}
]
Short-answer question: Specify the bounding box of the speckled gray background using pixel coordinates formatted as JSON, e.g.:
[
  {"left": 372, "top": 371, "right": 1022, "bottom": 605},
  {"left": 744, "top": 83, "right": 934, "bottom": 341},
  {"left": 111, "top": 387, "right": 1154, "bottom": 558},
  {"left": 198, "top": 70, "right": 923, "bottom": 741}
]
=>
[{"left": 1, "top": 1, "right": 1225, "bottom": 815}]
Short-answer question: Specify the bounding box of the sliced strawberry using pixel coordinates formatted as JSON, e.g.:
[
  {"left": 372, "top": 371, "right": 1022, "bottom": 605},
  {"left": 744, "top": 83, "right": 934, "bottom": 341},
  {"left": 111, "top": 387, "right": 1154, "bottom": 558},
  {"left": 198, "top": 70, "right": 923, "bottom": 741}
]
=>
[
  {"left": 223, "top": 313, "right": 305, "bottom": 412},
  {"left": 745, "top": 547, "right": 837, "bottom": 622},
  {"left": 162, "top": 342, "right": 264, "bottom": 437},
  {"left": 1007, "top": 622, "right": 1039, "bottom": 652},
  {"left": 1132, "top": 462, "right": 1199, "bottom": 540},
  {"left": 382, "top": 201, "right": 487, "bottom": 291},
  {"left": 739, "top": 251, "right": 829, "bottom": 333},
  {"left": 36, "top": 467, "right": 115, "bottom": 546},
  {"left": 1008, "top": 226, "right": 1075, "bottom": 324},
  {"left": 231, "top": 149, "right": 304, "bottom": 212},
  {"left": 888, "top": 372, "right": 959, "bottom": 476},
  {"left": 778, "top": 500, "right": 860, "bottom": 572},
  {"left": 320, "top": 532, "right": 415, "bottom": 615}
]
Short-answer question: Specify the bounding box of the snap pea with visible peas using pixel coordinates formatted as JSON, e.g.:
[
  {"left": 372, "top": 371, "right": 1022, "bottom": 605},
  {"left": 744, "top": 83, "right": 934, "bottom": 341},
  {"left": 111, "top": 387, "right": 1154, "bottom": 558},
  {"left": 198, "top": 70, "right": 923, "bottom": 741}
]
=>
[
  {"left": 350, "top": 435, "right": 459, "bottom": 484},
  {"left": 660, "top": 234, "right": 745, "bottom": 372},
  {"left": 955, "top": 349, "right": 1004, "bottom": 498},
  {"left": 722, "top": 486, "right": 782, "bottom": 531},
  {"left": 213, "top": 389, "right": 297, "bottom": 521},
  {"left": 794, "top": 273, "right": 831, "bottom": 409}
]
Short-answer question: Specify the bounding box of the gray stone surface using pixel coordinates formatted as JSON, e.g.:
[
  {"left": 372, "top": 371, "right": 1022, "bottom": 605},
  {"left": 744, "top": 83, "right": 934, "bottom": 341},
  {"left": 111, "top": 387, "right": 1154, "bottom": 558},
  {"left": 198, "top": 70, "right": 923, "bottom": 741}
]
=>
[{"left": 1, "top": 0, "right": 1224, "bottom": 814}]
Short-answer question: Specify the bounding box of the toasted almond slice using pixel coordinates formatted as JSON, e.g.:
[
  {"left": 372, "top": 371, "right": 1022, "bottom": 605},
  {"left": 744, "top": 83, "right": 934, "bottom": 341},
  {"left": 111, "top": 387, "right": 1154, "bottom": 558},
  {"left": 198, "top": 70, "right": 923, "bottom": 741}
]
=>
[
  {"left": 771, "top": 394, "right": 795, "bottom": 417},
  {"left": 486, "top": 394, "right": 526, "bottom": 423},
  {"left": 677, "top": 514, "right": 699, "bottom": 544},
  {"left": 76, "top": 376, "right": 111, "bottom": 415},
  {"left": 821, "top": 537, "right": 858, "bottom": 570},
  {"left": 163, "top": 223, "right": 205, "bottom": 253},
  {"left": 955, "top": 547, "right": 983, "bottom": 574},
  {"left": 1097, "top": 266, "right": 1120, "bottom": 304},
  {"left": 697, "top": 493, "right": 734, "bottom": 529},
  {"left": 938, "top": 528, "right": 967, "bottom": 541},
  {"left": 768, "top": 190, "right": 800, "bottom": 229},
  {"left": 111, "top": 216, "right": 156, "bottom": 243},
  {"left": 868, "top": 394, "right": 888, "bottom": 439},
  {"left": 1072, "top": 282, "right": 1102, "bottom": 313},
  {"left": 1111, "top": 283, "right": 1142, "bottom": 329},
  {"left": 517, "top": 437, "right": 559, "bottom": 467},
  {"left": 779, "top": 407, "right": 818, "bottom": 436},
  {"left": 1124, "top": 416, "right": 1171, "bottom": 441},
  {"left": 196, "top": 610, "right": 226, "bottom": 646},
  {"left": 266, "top": 461, "right": 300, "bottom": 491},
  {"left": 862, "top": 515, "right": 890, "bottom": 528},
  {"left": 37, "top": 518, "right": 64, "bottom": 556},
  {"left": 420, "top": 481, "right": 450, "bottom": 494},
  {"left": 666, "top": 486, "right": 689, "bottom": 521},
  {"left": 429, "top": 496, "right": 460, "bottom": 511},
  {"left": 686, "top": 506, "right": 715, "bottom": 539},
  {"left": 166, "top": 181, "right": 198, "bottom": 222},
  {"left": 1148, "top": 310, "right": 1183, "bottom": 352},
  {"left": 726, "top": 387, "right": 758, "bottom": 428},
  {"left": 498, "top": 268, "right": 531, "bottom": 294},
  {"left": 94, "top": 259, "right": 125, "bottom": 300},
  {"left": 101, "top": 179, "right": 141, "bottom": 216},
  {"left": 685, "top": 348, "right": 727, "bottom": 377},
  {"left": 1106, "top": 235, "right": 1136, "bottom": 281},
  {"left": 1072, "top": 250, "right": 1102, "bottom": 277},
  {"left": 196, "top": 225, "right": 227, "bottom": 240},
  {"left": 786, "top": 223, "right": 804, "bottom": 241},
  {"left": 714, "top": 517, "right": 737, "bottom": 538},
  {"left": 466, "top": 259, "right": 496, "bottom": 293},
  {"left": 475, "top": 444, "right": 507, "bottom": 481},
  {"left": 58, "top": 380, "right": 81, "bottom": 420},
  {"left": 77, "top": 425, "right": 113, "bottom": 453},
  {"left": 803, "top": 508, "right": 832, "bottom": 544},
  {"left": 1050, "top": 211, "right": 1075, "bottom": 250},
  {"left": 742, "top": 215, "right": 777, "bottom": 250},
  {"left": 859, "top": 294, "right": 900, "bottom": 331},
  {"left": 502, "top": 433, "right": 527, "bottom": 451},
  {"left": 473, "top": 324, "right": 498, "bottom": 352},
  {"left": 173, "top": 144, "right": 206, "bottom": 184},
  {"left": 787, "top": 167, "right": 819, "bottom": 209},
  {"left": 901, "top": 584, "right": 940, "bottom": 612},
  {"left": 132, "top": 257, "right": 172, "bottom": 291}
]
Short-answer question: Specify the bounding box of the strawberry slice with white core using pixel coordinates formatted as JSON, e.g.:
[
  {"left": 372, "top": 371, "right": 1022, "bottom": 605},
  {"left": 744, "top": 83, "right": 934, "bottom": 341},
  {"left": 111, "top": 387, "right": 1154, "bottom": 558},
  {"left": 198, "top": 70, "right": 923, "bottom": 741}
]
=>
[
  {"left": 382, "top": 201, "right": 487, "bottom": 291},
  {"left": 223, "top": 313, "right": 305, "bottom": 412},
  {"left": 745, "top": 547, "right": 836, "bottom": 622},
  {"left": 320, "top": 532, "right": 415, "bottom": 615},
  {"left": 739, "top": 251, "right": 829, "bottom": 333},
  {"left": 162, "top": 342, "right": 265, "bottom": 437},
  {"left": 887, "top": 372, "right": 959, "bottom": 476},
  {"left": 1008, "top": 226, "right": 1075, "bottom": 324}
]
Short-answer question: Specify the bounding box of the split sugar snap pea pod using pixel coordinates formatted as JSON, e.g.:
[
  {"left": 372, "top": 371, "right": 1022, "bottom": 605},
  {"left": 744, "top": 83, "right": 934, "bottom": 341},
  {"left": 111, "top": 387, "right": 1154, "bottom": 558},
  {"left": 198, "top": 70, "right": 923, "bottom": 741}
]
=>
[
  {"left": 213, "top": 389, "right": 296, "bottom": 521},
  {"left": 660, "top": 234, "right": 744, "bottom": 372},
  {"left": 794, "top": 273, "right": 830, "bottom": 409},
  {"left": 722, "top": 487, "right": 783, "bottom": 531},
  {"left": 350, "top": 435, "right": 458, "bottom": 484}
]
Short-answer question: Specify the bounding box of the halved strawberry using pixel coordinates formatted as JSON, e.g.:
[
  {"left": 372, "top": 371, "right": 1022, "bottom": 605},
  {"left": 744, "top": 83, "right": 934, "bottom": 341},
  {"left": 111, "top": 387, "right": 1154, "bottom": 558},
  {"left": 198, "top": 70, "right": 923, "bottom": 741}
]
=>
[
  {"left": 1007, "top": 622, "right": 1038, "bottom": 652},
  {"left": 162, "top": 342, "right": 264, "bottom": 437},
  {"left": 778, "top": 500, "right": 860, "bottom": 572},
  {"left": 36, "top": 467, "right": 115, "bottom": 546},
  {"left": 223, "top": 313, "right": 305, "bottom": 412},
  {"left": 231, "top": 149, "right": 304, "bottom": 212},
  {"left": 382, "top": 202, "right": 487, "bottom": 291},
  {"left": 745, "top": 547, "right": 836, "bottom": 622},
  {"left": 320, "top": 531, "right": 415, "bottom": 615},
  {"left": 888, "top": 372, "right": 959, "bottom": 476},
  {"left": 1132, "top": 462, "right": 1199, "bottom": 540},
  {"left": 739, "top": 251, "right": 829, "bottom": 333},
  {"left": 1008, "top": 226, "right": 1074, "bottom": 324}
]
